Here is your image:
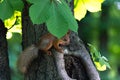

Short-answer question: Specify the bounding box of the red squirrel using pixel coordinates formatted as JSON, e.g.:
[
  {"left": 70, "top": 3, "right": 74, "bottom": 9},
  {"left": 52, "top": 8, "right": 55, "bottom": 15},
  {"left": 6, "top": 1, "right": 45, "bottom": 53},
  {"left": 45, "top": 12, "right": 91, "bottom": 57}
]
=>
[
  {"left": 36, "top": 31, "right": 70, "bottom": 55},
  {"left": 17, "top": 31, "right": 70, "bottom": 73}
]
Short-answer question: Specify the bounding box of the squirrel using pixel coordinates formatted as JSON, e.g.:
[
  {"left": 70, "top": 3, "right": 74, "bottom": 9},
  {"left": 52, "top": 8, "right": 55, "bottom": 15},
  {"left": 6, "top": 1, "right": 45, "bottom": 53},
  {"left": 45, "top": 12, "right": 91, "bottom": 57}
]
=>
[{"left": 17, "top": 31, "right": 70, "bottom": 73}]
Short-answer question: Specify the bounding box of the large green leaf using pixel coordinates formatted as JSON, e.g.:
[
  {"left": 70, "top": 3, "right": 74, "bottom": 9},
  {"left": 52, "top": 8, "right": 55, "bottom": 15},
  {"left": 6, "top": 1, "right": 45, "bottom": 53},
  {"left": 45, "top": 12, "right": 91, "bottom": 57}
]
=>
[
  {"left": 29, "top": 0, "right": 51, "bottom": 24},
  {"left": 74, "top": 0, "right": 104, "bottom": 21},
  {"left": 47, "top": 0, "right": 78, "bottom": 38},
  {"left": 29, "top": 0, "right": 78, "bottom": 38},
  {"left": 27, "top": 0, "right": 40, "bottom": 3},
  {"left": 0, "top": 0, "right": 13, "bottom": 20},
  {"left": 46, "top": 2, "right": 69, "bottom": 38},
  {"left": 10, "top": 0, "right": 24, "bottom": 11},
  {"left": 0, "top": 0, "right": 23, "bottom": 20},
  {"left": 58, "top": 0, "right": 78, "bottom": 32}
]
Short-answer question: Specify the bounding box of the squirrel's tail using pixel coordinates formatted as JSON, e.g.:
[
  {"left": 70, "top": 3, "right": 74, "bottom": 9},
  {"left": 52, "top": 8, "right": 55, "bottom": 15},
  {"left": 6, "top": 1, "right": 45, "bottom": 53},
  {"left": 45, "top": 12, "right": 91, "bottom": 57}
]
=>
[{"left": 17, "top": 44, "right": 39, "bottom": 73}]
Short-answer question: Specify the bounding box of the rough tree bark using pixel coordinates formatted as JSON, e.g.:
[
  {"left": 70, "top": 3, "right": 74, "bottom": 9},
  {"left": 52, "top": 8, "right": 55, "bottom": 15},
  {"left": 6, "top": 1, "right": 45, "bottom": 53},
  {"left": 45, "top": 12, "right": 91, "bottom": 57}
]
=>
[
  {"left": 0, "top": 20, "right": 11, "bottom": 80},
  {"left": 21, "top": 0, "right": 100, "bottom": 80}
]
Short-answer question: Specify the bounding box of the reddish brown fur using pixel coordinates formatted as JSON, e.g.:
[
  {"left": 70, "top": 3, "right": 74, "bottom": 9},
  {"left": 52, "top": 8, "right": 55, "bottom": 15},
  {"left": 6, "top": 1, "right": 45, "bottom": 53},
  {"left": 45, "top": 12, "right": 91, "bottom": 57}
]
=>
[
  {"left": 17, "top": 31, "right": 70, "bottom": 73},
  {"left": 36, "top": 32, "right": 70, "bottom": 55}
]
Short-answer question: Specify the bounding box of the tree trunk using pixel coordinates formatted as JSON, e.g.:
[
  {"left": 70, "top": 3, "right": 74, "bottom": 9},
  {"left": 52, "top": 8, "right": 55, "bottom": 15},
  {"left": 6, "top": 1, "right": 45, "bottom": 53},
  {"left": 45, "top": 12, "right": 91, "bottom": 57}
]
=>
[
  {"left": 0, "top": 20, "right": 11, "bottom": 80},
  {"left": 21, "top": 0, "right": 100, "bottom": 80}
]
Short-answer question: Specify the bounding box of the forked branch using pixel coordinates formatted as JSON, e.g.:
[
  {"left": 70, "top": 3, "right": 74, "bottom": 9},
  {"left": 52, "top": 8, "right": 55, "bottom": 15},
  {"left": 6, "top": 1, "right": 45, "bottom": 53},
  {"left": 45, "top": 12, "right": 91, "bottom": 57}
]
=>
[{"left": 53, "top": 50, "right": 76, "bottom": 80}]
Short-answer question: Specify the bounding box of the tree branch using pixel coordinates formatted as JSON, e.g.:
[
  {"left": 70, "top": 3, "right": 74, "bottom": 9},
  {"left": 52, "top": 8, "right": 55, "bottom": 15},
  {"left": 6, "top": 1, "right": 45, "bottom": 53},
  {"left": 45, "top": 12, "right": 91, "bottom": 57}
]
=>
[
  {"left": 63, "top": 31, "right": 100, "bottom": 80},
  {"left": 64, "top": 49, "right": 100, "bottom": 80},
  {"left": 53, "top": 50, "right": 76, "bottom": 80}
]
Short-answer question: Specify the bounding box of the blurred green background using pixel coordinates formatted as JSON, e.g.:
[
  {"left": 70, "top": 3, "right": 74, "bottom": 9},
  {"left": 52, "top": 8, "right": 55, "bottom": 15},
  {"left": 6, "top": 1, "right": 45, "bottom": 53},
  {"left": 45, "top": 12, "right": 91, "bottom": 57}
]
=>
[{"left": 6, "top": 0, "right": 120, "bottom": 80}]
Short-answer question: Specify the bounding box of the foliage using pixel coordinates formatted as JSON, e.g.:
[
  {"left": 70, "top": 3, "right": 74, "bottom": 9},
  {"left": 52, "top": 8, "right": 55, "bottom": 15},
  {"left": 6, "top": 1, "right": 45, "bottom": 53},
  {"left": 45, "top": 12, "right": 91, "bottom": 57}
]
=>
[
  {"left": 0, "top": 0, "right": 103, "bottom": 38},
  {"left": 0, "top": 0, "right": 3, "bottom": 3},
  {"left": 74, "top": 0, "right": 104, "bottom": 21},
  {"left": 4, "top": 11, "right": 22, "bottom": 39},
  {"left": 88, "top": 44, "right": 111, "bottom": 71},
  {"left": 0, "top": 0, "right": 23, "bottom": 20},
  {"left": 28, "top": 0, "right": 78, "bottom": 38}
]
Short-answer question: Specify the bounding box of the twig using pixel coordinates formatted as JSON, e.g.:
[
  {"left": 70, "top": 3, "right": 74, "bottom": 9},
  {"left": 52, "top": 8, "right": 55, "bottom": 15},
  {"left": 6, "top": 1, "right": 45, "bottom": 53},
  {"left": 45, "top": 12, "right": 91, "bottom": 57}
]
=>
[{"left": 8, "top": 16, "right": 19, "bottom": 30}]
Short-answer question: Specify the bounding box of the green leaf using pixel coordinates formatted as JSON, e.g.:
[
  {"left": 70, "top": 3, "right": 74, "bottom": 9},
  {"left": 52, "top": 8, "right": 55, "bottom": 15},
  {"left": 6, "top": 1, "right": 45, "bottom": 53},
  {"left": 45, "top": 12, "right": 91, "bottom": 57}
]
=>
[
  {"left": 29, "top": 0, "right": 78, "bottom": 38},
  {"left": 46, "top": 2, "right": 69, "bottom": 38},
  {"left": 59, "top": 0, "right": 78, "bottom": 32},
  {"left": 0, "top": 0, "right": 23, "bottom": 20},
  {"left": 10, "top": 0, "right": 24, "bottom": 11},
  {"left": 46, "top": 0, "right": 78, "bottom": 38},
  {"left": 88, "top": 43, "right": 111, "bottom": 70},
  {"left": 102, "top": 56, "right": 108, "bottom": 61},
  {"left": 88, "top": 43, "right": 101, "bottom": 58},
  {"left": 27, "top": 0, "right": 40, "bottom": 3},
  {"left": 99, "top": 58, "right": 106, "bottom": 66},
  {"left": 74, "top": 0, "right": 104, "bottom": 21},
  {"left": 103, "top": 61, "right": 111, "bottom": 69},
  {"left": 0, "top": 0, "right": 13, "bottom": 20},
  {"left": 29, "top": 0, "right": 51, "bottom": 24},
  {"left": 99, "top": 58, "right": 111, "bottom": 69},
  {"left": 90, "top": 52, "right": 95, "bottom": 61}
]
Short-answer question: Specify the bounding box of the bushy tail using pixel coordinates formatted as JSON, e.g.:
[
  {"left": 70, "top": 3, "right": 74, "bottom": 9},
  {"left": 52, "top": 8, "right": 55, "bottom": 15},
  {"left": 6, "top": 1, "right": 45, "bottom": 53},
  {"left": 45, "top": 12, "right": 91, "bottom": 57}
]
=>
[{"left": 17, "top": 44, "right": 39, "bottom": 73}]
